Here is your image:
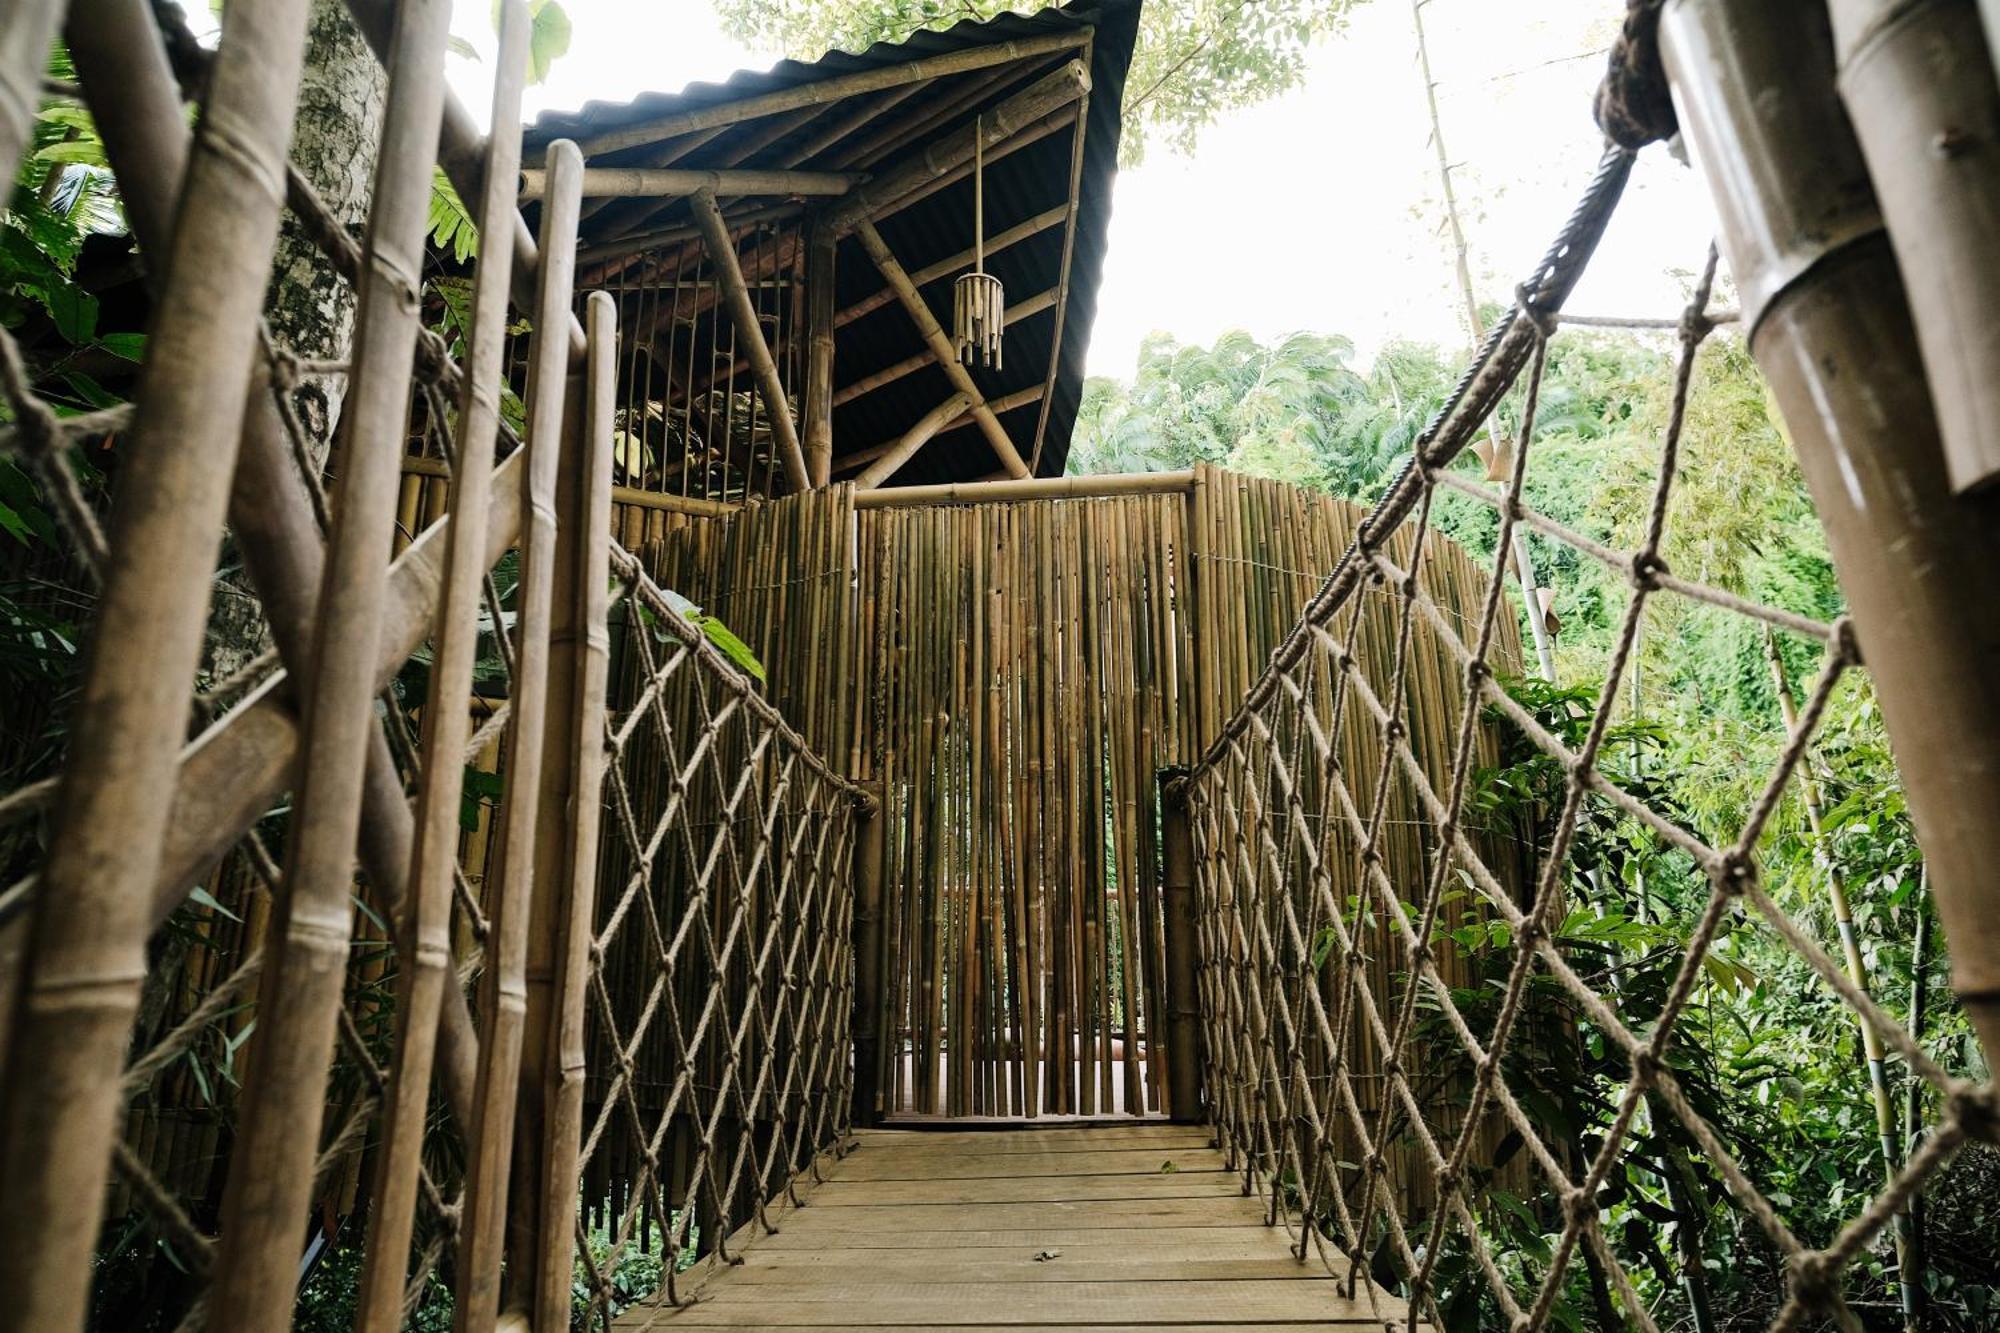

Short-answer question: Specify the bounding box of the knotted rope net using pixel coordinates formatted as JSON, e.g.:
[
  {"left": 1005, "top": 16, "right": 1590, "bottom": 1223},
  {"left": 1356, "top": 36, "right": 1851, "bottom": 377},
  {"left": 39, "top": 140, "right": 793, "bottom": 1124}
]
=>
[{"left": 1181, "top": 144, "right": 1998, "bottom": 1331}]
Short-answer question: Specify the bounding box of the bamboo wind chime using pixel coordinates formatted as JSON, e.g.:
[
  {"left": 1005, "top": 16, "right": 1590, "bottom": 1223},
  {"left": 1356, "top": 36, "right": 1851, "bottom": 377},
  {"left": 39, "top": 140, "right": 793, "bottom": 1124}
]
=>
[{"left": 954, "top": 115, "right": 1005, "bottom": 369}]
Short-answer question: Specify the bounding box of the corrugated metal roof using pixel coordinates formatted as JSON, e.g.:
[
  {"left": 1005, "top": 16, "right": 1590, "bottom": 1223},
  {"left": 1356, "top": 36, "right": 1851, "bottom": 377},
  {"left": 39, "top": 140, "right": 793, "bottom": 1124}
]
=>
[{"left": 527, "top": 0, "right": 1141, "bottom": 486}]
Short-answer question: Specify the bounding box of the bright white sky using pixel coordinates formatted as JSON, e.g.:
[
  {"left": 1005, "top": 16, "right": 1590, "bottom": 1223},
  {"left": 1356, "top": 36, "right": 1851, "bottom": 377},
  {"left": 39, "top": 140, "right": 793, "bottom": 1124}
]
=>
[{"left": 440, "top": 0, "right": 1719, "bottom": 377}]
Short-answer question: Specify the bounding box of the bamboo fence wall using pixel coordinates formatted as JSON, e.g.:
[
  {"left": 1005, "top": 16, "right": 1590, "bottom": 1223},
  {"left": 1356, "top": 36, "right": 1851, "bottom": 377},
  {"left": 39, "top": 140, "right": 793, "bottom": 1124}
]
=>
[{"left": 639, "top": 463, "right": 1522, "bottom": 1123}]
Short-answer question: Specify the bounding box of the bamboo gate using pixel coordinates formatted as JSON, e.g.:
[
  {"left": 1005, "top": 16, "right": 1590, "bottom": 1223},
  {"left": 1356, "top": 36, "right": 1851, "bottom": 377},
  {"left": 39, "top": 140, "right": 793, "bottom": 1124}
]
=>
[{"left": 5, "top": 1, "right": 2000, "bottom": 1331}]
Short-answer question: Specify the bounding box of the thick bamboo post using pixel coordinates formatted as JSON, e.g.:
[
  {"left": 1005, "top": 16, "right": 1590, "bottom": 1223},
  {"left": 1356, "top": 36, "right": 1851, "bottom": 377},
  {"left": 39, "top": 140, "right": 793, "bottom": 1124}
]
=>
[
  {"left": 455, "top": 139, "right": 584, "bottom": 1333},
  {"left": 207, "top": 0, "right": 455, "bottom": 1324},
  {"left": 1662, "top": 0, "right": 2000, "bottom": 1059},
  {"left": 525, "top": 290, "right": 618, "bottom": 1331},
  {"left": 0, "top": 3, "right": 315, "bottom": 1326},
  {"left": 69, "top": 0, "right": 489, "bottom": 1131},
  {"left": 689, "top": 188, "right": 811, "bottom": 492},
  {"left": 852, "top": 219, "right": 1031, "bottom": 478},
  {"left": 1159, "top": 771, "right": 1205, "bottom": 1123},
  {"left": 850, "top": 782, "right": 889, "bottom": 1126},
  {"left": 853, "top": 391, "right": 974, "bottom": 489},
  {"left": 1831, "top": 0, "right": 2000, "bottom": 496},
  {"left": 519, "top": 166, "right": 861, "bottom": 199},
  {"left": 352, "top": 6, "right": 529, "bottom": 1328},
  {"left": 805, "top": 214, "right": 837, "bottom": 487},
  {"left": 0, "top": 0, "right": 63, "bottom": 188}
]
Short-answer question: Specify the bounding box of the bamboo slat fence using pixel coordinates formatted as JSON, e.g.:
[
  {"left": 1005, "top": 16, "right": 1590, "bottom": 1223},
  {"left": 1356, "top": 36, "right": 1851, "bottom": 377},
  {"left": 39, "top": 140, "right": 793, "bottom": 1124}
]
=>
[{"left": 636, "top": 468, "right": 1518, "bottom": 1125}]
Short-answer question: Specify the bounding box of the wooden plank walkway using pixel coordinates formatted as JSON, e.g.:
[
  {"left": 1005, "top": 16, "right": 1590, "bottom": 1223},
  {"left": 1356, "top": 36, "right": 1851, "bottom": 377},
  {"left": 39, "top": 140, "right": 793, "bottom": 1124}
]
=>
[{"left": 613, "top": 1123, "right": 1413, "bottom": 1330}]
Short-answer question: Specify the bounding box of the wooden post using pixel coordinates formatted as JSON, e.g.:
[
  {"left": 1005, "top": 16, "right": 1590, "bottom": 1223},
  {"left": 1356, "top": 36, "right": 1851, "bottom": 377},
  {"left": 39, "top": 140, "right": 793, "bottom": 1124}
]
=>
[
  {"left": 1663, "top": 0, "right": 2000, "bottom": 1060},
  {"left": 852, "top": 219, "right": 1031, "bottom": 478},
  {"left": 689, "top": 188, "right": 811, "bottom": 492},
  {"left": 805, "top": 214, "right": 837, "bottom": 487},
  {"left": 522, "top": 290, "right": 618, "bottom": 1330},
  {"left": 850, "top": 783, "right": 889, "bottom": 1127},
  {"left": 1159, "top": 771, "right": 1205, "bottom": 1123}
]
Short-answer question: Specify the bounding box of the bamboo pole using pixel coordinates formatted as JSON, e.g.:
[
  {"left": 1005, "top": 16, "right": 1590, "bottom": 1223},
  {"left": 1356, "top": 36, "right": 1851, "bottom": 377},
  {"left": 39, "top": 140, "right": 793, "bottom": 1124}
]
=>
[
  {"left": 689, "top": 188, "right": 811, "bottom": 492},
  {"left": 0, "top": 0, "right": 63, "bottom": 189},
  {"left": 575, "top": 30, "right": 1089, "bottom": 158},
  {"left": 398, "top": 453, "right": 739, "bottom": 517},
  {"left": 851, "top": 219, "right": 1030, "bottom": 478},
  {"left": 804, "top": 214, "right": 836, "bottom": 487},
  {"left": 824, "top": 61, "right": 1092, "bottom": 235},
  {"left": 835, "top": 204, "right": 1068, "bottom": 330},
  {"left": 520, "top": 165, "right": 862, "bottom": 199},
  {"left": 208, "top": 1, "right": 455, "bottom": 1324},
  {"left": 523, "top": 290, "right": 619, "bottom": 1330},
  {"left": 1831, "top": 0, "right": 2000, "bottom": 495},
  {"left": 354, "top": 8, "right": 530, "bottom": 1327},
  {"left": 0, "top": 2, "right": 315, "bottom": 1327},
  {"left": 854, "top": 391, "right": 975, "bottom": 490},
  {"left": 834, "top": 288, "right": 1057, "bottom": 407},
  {"left": 851, "top": 782, "right": 889, "bottom": 1125},
  {"left": 1663, "top": 0, "right": 2000, "bottom": 1062},
  {"left": 456, "top": 139, "right": 584, "bottom": 1333},
  {"left": 1027, "top": 64, "right": 1089, "bottom": 472},
  {"left": 1160, "top": 767, "right": 1205, "bottom": 1119},
  {"left": 67, "top": 0, "right": 492, "bottom": 1135},
  {"left": 1765, "top": 629, "right": 1915, "bottom": 1327},
  {"left": 832, "top": 386, "right": 1045, "bottom": 477}
]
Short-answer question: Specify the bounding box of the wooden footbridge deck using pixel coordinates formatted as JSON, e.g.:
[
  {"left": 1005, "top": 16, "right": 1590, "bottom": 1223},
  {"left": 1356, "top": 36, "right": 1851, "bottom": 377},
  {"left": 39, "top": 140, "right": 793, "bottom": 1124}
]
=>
[{"left": 614, "top": 1124, "right": 1410, "bottom": 1331}]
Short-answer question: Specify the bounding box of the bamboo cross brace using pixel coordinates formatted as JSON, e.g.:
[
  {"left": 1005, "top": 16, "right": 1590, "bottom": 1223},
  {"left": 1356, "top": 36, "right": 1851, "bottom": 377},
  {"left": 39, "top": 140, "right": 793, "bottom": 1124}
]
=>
[
  {"left": 852, "top": 218, "right": 1030, "bottom": 478},
  {"left": 689, "top": 189, "right": 811, "bottom": 491},
  {"left": 835, "top": 287, "right": 1057, "bottom": 408}
]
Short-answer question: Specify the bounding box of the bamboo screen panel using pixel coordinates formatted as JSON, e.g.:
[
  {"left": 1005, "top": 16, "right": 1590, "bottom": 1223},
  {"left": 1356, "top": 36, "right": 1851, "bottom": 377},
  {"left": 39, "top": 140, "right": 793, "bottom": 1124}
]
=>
[{"left": 637, "top": 470, "right": 1516, "bottom": 1121}]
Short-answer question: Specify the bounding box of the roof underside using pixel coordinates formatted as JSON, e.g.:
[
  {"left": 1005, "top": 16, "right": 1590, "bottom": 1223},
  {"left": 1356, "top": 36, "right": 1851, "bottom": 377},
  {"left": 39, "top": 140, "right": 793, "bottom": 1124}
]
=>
[{"left": 526, "top": 0, "right": 1140, "bottom": 487}]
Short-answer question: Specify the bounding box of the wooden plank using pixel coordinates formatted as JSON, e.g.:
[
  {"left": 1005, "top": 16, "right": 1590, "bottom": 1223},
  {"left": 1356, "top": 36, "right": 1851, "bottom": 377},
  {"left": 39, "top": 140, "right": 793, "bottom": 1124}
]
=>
[
  {"left": 738, "top": 1198, "right": 1269, "bottom": 1231},
  {"left": 626, "top": 1282, "right": 1395, "bottom": 1326},
  {"left": 833, "top": 1147, "right": 1220, "bottom": 1179},
  {"left": 809, "top": 1171, "right": 1241, "bottom": 1206},
  {"left": 720, "top": 1255, "right": 1341, "bottom": 1284}
]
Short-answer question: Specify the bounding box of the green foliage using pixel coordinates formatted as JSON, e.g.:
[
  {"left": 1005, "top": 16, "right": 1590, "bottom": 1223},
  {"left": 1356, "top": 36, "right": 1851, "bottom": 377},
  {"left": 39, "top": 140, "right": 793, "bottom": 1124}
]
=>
[{"left": 709, "top": 0, "right": 1356, "bottom": 161}]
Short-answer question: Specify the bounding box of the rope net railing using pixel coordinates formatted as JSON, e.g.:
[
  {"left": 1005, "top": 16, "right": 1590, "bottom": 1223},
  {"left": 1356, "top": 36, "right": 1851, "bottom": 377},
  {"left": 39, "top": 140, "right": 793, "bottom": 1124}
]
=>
[
  {"left": 572, "top": 549, "right": 862, "bottom": 1322},
  {"left": 1181, "top": 144, "right": 1996, "bottom": 1332}
]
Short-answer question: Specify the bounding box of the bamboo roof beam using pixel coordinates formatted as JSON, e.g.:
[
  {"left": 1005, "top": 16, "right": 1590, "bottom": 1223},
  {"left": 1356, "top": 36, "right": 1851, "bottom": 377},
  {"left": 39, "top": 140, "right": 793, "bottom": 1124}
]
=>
[
  {"left": 689, "top": 188, "right": 810, "bottom": 491},
  {"left": 833, "top": 286, "right": 1058, "bottom": 406},
  {"left": 862, "top": 104, "right": 1077, "bottom": 229},
  {"left": 574, "top": 29, "right": 1089, "bottom": 158},
  {"left": 833, "top": 385, "right": 1044, "bottom": 476},
  {"left": 853, "top": 217, "right": 1029, "bottom": 478},
  {"left": 585, "top": 102, "right": 834, "bottom": 239},
  {"left": 836, "top": 203, "right": 1067, "bottom": 329},
  {"left": 824, "top": 60, "right": 1090, "bottom": 235},
  {"left": 1029, "top": 65, "right": 1090, "bottom": 472},
  {"left": 853, "top": 390, "right": 974, "bottom": 489},
  {"left": 578, "top": 123, "right": 729, "bottom": 225},
  {"left": 837, "top": 61, "right": 1027, "bottom": 169},
  {"left": 521, "top": 165, "right": 862, "bottom": 199},
  {"left": 786, "top": 82, "right": 926, "bottom": 166}
]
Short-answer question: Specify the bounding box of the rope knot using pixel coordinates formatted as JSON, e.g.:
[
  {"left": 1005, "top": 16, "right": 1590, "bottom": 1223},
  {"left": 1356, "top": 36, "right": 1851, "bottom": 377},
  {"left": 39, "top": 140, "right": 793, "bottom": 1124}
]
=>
[
  {"left": 1714, "top": 849, "right": 1753, "bottom": 896},
  {"left": 1465, "top": 659, "right": 1490, "bottom": 688},
  {"left": 1629, "top": 551, "right": 1669, "bottom": 590},
  {"left": 1787, "top": 1249, "right": 1841, "bottom": 1305},
  {"left": 1679, "top": 306, "right": 1714, "bottom": 346},
  {"left": 1513, "top": 285, "right": 1561, "bottom": 341},
  {"left": 1563, "top": 1187, "right": 1596, "bottom": 1225},
  {"left": 1630, "top": 1047, "right": 1663, "bottom": 1084},
  {"left": 1947, "top": 1082, "right": 1999, "bottom": 1144},
  {"left": 1594, "top": 0, "right": 1677, "bottom": 150},
  {"left": 1830, "top": 615, "right": 1863, "bottom": 668}
]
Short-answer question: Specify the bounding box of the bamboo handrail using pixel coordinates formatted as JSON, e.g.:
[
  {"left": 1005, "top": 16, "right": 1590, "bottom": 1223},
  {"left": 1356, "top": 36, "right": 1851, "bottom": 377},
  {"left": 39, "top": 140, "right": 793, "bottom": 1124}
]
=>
[
  {"left": 521, "top": 166, "right": 863, "bottom": 200},
  {"left": 573, "top": 30, "right": 1089, "bottom": 158},
  {"left": 850, "top": 470, "right": 1195, "bottom": 508}
]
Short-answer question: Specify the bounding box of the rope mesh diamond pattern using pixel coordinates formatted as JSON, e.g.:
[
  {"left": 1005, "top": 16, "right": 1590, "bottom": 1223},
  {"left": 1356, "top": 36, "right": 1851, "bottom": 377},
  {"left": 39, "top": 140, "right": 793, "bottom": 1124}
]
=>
[
  {"left": 572, "top": 551, "right": 861, "bottom": 1323},
  {"left": 1182, "top": 151, "right": 1998, "bottom": 1332}
]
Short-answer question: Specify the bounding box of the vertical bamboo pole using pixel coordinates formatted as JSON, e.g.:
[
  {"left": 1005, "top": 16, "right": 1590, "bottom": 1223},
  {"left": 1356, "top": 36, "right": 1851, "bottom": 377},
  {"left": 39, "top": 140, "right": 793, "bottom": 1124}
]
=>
[
  {"left": 206, "top": 3, "right": 456, "bottom": 1324},
  {"left": 1157, "top": 772, "right": 1204, "bottom": 1124},
  {"left": 0, "top": 0, "right": 316, "bottom": 1315},
  {"left": 353, "top": 9, "right": 529, "bottom": 1327},
  {"left": 804, "top": 214, "right": 837, "bottom": 487},
  {"left": 1662, "top": 0, "right": 2000, "bottom": 1061},
  {"left": 454, "top": 139, "right": 583, "bottom": 1332},
  {"left": 524, "top": 289, "right": 619, "bottom": 1331},
  {"left": 688, "top": 189, "right": 810, "bottom": 492},
  {"left": 851, "top": 781, "right": 889, "bottom": 1126}
]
